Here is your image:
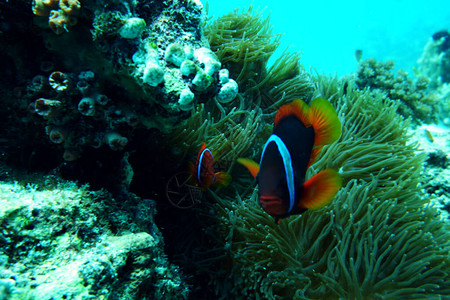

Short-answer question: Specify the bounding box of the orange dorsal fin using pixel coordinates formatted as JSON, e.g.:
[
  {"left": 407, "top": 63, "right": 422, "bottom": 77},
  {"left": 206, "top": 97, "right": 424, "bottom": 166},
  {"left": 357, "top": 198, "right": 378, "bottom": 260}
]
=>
[
  {"left": 307, "top": 145, "right": 323, "bottom": 168},
  {"left": 237, "top": 158, "right": 260, "bottom": 179},
  {"left": 298, "top": 169, "right": 342, "bottom": 210},
  {"left": 213, "top": 172, "right": 232, "bottom": 188},
  {"left": 274, "top": 99, "right": 312, "bottom": 128},
  {"left": 197, "top": 142, "right": 208, "bottom": 161},
  {"left": 309, "top": 98, "right": 341, "bottom": 146}
]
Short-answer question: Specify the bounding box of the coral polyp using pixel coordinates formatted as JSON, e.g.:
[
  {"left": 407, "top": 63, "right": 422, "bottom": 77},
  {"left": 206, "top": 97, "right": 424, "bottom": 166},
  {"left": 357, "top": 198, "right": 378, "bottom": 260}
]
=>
[
  {"left": 47, "top": 127, "right": 66, "bottom": 144},
  {"left": 105, "top": 132, "right": 128, "bottom": 151},
  {"left": 34, "top": 98, "right": 62, "bottom": 118},
  {"left": 77, "top": 97, "right": 95, "bottom": 116},
  {"left": 49, "top": 71, "right": 70, "bottom": 92}
]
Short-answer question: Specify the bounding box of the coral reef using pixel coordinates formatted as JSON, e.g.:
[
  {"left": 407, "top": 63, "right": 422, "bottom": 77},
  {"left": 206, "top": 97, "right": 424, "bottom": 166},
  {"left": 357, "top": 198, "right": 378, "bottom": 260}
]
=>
[
  {"left": 356, "top": 58, "right": 440, "bottom": 124},
  {"left": 0, "top": 2, "right": 449, "bottom": 299},
  {"left": 152, "top": 8, "right": 450, "bottom": 299},
  {"left": 25, "top": 69, "right": 139, "bottom": 160},
  {"left": 419, "top": 29, "right": 450, "bottom": 88},
  {"left": 0, "top": 168, "right": 189, "bottom": 299},
  {"left": 409, "top": 124, "right": 450, "bottom": 220},
  {"left": 418, "top": 30, "right": 450, "bottom": 126},
  {"left": 2, "top": 0, "right": 241, "bottom": 165}
]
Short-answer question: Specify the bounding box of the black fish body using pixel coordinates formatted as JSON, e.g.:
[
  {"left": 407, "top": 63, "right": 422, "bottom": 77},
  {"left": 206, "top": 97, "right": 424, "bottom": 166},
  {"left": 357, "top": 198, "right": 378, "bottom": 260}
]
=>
[{"left": 238, "top": 98, "right": 342, "bottom": 222}]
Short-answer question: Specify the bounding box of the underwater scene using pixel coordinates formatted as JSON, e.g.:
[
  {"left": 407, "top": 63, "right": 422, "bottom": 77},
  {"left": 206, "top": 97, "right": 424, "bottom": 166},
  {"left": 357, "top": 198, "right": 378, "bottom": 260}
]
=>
[{"left": 0, "top": 0, "right": 449, "bottom": 299}]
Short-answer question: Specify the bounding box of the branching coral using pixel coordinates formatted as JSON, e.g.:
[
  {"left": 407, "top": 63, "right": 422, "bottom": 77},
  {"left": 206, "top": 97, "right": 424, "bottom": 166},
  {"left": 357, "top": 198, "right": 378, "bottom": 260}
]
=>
[
  {"left": 198, "top": 78, "right": 450, "bottom": 298},
  {"left": 355, "top": 58, "right": 439, "bottom": 124}
]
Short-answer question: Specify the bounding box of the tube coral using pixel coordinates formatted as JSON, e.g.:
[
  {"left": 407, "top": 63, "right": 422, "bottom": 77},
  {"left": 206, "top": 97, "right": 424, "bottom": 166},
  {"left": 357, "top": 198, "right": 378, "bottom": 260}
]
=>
[
  {"left": 47, "top": 127, "right": 66, "bottom": 144},
  {"left": 34, "top": 98, "right": 62, "bottom": 118},
  {"left": 77, "top": 97, "right": 95, "bottom": 116},
  {"left": 62, "top": 148, "right": 79, "bottom": 161},
  {"left": 30, "top": 75, "right": 47, "bottom": 92},
  {"left": 49, "top": 71, "right": 70, "bottom": 92},
  {"left": 105, "top": 132, "right": 128, "bottom": 151}
]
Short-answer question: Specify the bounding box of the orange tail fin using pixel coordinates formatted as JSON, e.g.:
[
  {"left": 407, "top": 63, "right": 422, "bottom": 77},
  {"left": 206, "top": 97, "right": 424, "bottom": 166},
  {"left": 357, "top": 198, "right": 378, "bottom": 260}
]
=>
[
  {"left": 298, "top": 169, "right": 342, "bottom": 210},
  {"left": 309, "top": 98, "right": 341, "bottom": 146},
  {"left": 274, "top": 99, "right": 312, "bottom": 128},
  {"left": 213, "top": 172, "right": 232, "bottom": 188},
  {"left": 237, "top": 158, "right": 260, "bottom": 179}
]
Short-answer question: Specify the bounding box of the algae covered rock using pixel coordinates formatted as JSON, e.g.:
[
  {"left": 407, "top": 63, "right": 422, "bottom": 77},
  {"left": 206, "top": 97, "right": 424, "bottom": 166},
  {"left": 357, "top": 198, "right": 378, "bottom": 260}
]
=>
[{"left": 0, "top": 173, "right": 189, "bottom": 299}]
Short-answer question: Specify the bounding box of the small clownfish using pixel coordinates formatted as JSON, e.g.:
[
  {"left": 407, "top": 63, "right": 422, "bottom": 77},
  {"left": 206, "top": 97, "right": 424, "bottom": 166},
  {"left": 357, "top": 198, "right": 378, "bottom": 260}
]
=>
[
  {"left": 238, "top": 98, "right": 342, "bottom": 224},
  {"left": 189, "top": 143, "right": 232, "bottom": 189}
]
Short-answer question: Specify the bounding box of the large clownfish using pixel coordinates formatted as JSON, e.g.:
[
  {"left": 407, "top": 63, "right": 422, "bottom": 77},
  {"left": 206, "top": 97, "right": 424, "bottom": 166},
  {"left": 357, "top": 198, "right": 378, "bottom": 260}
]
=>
[
  {"left": 189, "top": 143, "right": 231, "bottom": 189},
  {"left": 238, "top": 98, "right": 342, "bottom": 223}
]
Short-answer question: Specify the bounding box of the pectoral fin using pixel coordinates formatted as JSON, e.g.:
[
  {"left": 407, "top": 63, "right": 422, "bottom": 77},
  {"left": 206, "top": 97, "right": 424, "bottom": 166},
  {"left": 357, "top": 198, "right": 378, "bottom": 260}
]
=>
[
  {"left": 298, "top": 169, "right": 342, "bottom": 210},
  {"left": 213, "top": 172, "right": 232, "bottom": 188},
  {"left": 237, "top": 158, "right": 260, "bottom": 179}
]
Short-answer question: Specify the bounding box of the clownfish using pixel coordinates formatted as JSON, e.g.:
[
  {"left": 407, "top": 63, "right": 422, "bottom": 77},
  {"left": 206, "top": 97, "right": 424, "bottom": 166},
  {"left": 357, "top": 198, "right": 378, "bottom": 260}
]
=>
[
  {"left": 189, "top": 143, "right": 231, "bottom": 189},
  {"left": 238, "top": 98, "right": 342, "bottom": 223}
]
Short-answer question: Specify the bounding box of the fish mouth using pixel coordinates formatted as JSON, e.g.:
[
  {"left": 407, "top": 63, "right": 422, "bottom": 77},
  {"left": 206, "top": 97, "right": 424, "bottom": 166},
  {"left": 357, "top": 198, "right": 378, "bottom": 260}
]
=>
[
  {"left": 259, "top": 195, "right": 280, "bottom": 201},
  {"left": 259, "top": 195, "right": 283, "bottom": 206},
  {"left": 259, "top": 195, "right": 285, "bottom": 215}
]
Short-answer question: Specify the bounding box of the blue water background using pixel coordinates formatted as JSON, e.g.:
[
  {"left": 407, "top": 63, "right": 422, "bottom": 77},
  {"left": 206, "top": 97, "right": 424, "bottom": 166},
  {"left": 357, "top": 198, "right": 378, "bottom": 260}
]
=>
[{"left": 203, "top": 0, "right": 450, "bottom": 76}]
